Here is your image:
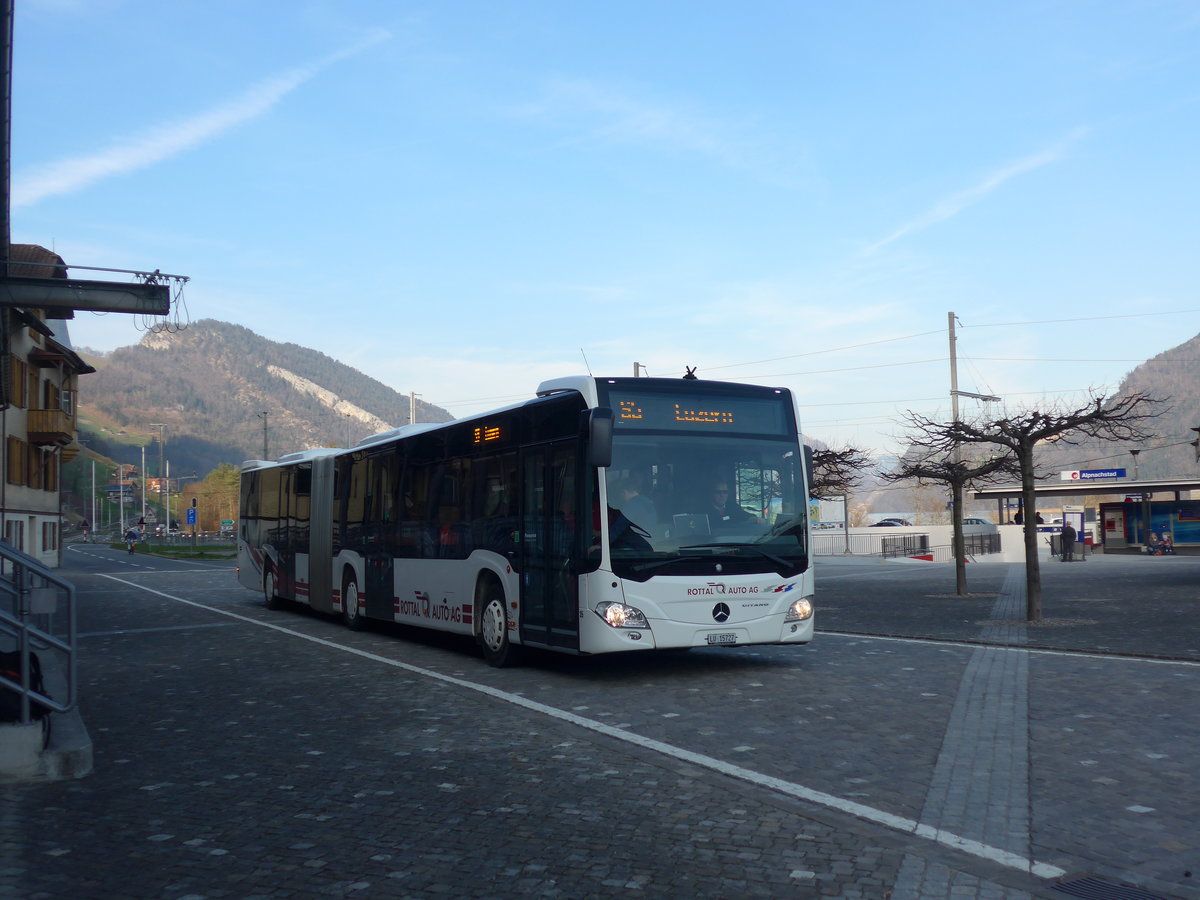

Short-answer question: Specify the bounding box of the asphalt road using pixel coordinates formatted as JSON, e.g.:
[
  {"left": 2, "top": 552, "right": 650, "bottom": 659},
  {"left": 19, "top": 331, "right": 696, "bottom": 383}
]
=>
[{"left": 1, "top": 546, "right": 1196, "bottom": 899}]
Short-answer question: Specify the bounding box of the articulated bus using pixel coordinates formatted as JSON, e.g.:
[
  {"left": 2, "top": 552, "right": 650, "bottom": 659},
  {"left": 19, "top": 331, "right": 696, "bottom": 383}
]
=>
[{"left": 237, "top": 376, "right": 815, "bottom": 666}]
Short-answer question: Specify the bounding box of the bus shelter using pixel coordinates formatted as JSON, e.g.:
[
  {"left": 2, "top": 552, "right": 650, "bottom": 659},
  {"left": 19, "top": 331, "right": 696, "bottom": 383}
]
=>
[{"left": 972, "top": 477, "right": 1200, "bottom": 552}]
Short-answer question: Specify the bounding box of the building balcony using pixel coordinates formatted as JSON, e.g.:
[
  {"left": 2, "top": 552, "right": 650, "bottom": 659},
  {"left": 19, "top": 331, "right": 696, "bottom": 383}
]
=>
[{"left": 27, "top": 408, "right": 74, "bottom": 446}]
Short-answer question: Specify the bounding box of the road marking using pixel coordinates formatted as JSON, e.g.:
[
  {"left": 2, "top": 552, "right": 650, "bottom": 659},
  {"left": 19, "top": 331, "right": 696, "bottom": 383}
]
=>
[
  {"left": 820, "top": 631, "right": 1200, "bottom": 667},
  {"left": 79, "top": 622, "right": 237, "bottom": 638},
  {"left": 99, "top": 573, "right": 1067, "bottom": 881},
  {"left": 66, "top": 545, "right": 226, "bottom": 570}
]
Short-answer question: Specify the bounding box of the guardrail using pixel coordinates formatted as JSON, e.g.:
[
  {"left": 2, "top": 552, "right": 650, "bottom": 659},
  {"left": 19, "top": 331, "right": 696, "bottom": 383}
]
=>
[{"left": 0, "top": 540, "right": 76, "bottom": 723}]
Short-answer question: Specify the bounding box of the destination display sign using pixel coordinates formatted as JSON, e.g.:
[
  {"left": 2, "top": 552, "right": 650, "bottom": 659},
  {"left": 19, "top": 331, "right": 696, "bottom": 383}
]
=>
[
  {"left": 1061, "top": 468, "right": 1126, "bottom": 481},
  {"left": 606, "top": 391, "right": 789, "bottom": 435}
]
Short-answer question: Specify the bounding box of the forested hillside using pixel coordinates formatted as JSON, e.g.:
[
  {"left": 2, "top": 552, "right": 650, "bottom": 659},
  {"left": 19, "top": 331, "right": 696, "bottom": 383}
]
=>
[{"left": 75, "top": 319, "right": 453, "bottom": 477}]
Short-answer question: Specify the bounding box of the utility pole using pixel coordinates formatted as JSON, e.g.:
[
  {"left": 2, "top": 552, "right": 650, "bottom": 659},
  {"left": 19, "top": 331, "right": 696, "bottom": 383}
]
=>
[
  {"left": 409, "top": 392, "right": 420, "bottom": 426},
  {"left": 150, "top": 423, "right": 166, "bottom": 520},
  {"left": 118, "top": 466, "right": 125, "bottom": 539},
  {"left": 257, "top": 412, "right": 268, "bottom": 459},
  {"left": 947, "top": 312, "right": 1001, "bottom": 589}
]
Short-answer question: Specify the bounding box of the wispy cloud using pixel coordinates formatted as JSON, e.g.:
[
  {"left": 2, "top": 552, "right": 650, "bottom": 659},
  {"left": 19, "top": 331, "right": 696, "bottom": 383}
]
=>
[
  {"left": 515, "top": 78, "right": 809, "bottom": 186},
  {"left": 13, "top": 29, "right": 390, "bottom": 208},
  {"left": 862, "top": 128, "right": 1087, "bottom": 255}
]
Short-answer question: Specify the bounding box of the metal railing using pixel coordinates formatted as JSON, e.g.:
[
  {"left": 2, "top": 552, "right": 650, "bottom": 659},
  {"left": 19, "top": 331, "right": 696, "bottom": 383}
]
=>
[
  {"left": 812, "top": 530, "right": 1002, "bottom": 559},
  {"left": 0, "top": 540, "right": 76, "bottom": 723},
  {"left": 881, "top": 533, "right": 931, "bottom": 558},
  {"left": 964, "top": 532, "right": 1001, "bottom": 556}
]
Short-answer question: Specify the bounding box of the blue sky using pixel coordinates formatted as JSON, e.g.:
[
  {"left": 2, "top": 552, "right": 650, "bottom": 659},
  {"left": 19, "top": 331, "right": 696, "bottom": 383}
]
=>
[{"left": 12, "top": 0, "right": 1200, "bottom": 453}]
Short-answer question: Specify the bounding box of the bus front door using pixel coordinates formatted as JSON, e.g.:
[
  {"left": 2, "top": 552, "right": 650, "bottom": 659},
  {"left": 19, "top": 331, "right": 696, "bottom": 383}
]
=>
[{"left": 520, "top": 443, "right": 580, "bottom": 652}]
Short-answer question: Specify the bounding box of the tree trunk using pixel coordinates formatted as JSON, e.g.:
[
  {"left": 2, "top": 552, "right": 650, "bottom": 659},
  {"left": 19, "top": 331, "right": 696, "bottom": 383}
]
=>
[
  {"left": 952, "top": 480, "right": 967, "bottom": 595},
  {"left": 1020, "top": 447, "right": 1042, "bottom": 621}
]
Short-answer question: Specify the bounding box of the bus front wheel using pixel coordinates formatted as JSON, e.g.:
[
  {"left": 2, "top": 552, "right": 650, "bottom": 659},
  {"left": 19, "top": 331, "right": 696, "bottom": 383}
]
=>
[
  {"left": 342, "top": 572, "right": 363, "bottom": 631},
  {"left": 478, "top": 579, "right": 518, "bottom": 668}
]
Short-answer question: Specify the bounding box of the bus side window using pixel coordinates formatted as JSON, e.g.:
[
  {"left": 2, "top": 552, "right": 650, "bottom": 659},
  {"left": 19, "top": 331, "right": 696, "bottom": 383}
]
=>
[
  {"left": 403, "top": 457, "right": 435, "bottom": 558},
  {"left": 472, "top": 451, "right": 518, "bottom": 553}
]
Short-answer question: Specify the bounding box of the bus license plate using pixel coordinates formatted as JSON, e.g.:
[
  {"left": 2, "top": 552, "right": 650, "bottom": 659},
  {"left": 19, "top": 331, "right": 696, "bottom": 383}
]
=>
[{"left": 706, "top": 632, "right": 737, "bottom": 645}]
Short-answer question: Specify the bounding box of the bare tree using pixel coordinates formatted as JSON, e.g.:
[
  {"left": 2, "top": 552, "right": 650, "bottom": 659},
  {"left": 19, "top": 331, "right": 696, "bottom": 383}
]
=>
[
  {"left": 899, "top": 392, "right": 1164, "bottom": 620},
  {"left": 881, "top": 438, "right": 1019, "bottom": 596},
  {"left": 810, "top": 445, "right": 872, "bottom": 500}
]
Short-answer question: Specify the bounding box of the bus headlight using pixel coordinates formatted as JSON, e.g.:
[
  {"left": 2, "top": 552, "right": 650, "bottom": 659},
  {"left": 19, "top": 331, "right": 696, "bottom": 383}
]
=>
[
  {"left": 785, "top": 598, "right": 814, "bottom": 621},
  {"left": 596, "top": 601, "right": 649, "bottom": 629}
]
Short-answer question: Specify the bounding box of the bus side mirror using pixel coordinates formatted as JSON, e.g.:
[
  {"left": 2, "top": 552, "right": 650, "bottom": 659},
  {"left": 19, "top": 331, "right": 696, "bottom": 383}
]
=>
[
  {"left": 587, "top": 408, "right": 614, "bottom": 468},
  {"left": 803, "top": 444, "right": 815, "bottom": 491}
]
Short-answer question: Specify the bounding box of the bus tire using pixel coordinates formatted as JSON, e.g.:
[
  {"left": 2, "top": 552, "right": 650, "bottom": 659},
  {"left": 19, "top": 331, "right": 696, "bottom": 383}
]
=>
[
  {"left": 264, "top": 567, "right": 285, "bottom": 611},
  {"left": 342, "top": 571, "right": 363, "bottom": 631},
  {"left": 477, "top": 576, "right": 518, "bottom": 668}
]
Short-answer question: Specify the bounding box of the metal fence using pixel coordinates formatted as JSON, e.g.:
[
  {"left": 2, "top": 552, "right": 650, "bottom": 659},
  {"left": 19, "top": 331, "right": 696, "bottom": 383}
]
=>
[
  {"left": 881, "top": 533, "right": 931, "bottom": 558},
  {"left": 965, "top": 532, "right": 1001, "bottom": 556},
  {"left": 811, "top": 530, "right": 1002, "bottom": 560},
  {"left": 811, "top": 532, "right": 886, "bottom": 556}
]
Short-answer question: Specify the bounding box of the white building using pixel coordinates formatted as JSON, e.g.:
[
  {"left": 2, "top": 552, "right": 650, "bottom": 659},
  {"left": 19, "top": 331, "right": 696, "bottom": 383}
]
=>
[{"left": 1, "top": 245, "right": 94, "bottom": 567}]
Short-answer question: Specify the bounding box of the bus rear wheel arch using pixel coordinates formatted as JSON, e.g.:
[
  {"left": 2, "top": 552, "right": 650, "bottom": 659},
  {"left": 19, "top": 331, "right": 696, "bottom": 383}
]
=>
[{"left": 476, "top": 574, "right": 519, "bottom": 667}]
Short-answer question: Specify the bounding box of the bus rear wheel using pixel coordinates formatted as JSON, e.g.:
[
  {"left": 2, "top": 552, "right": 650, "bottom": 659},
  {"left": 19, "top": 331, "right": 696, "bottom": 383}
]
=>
[
  {"left": 264, "top": 567, "right": 284, "bottom": 611},
  {"left": 342, "top": 573, "right": 363, "bottom": 631},
  {"left": 478, "top": 579, "right": 518, "bottom": 668}
]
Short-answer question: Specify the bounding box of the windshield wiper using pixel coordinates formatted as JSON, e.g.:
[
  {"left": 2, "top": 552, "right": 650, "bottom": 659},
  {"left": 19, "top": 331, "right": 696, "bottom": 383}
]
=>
[
  {"left": 630, "top": 545, "right": 734, "bottom": 573},
  {"left": 632, "top": 544, "right": 800, "bottom": 575},
  {"left": 734, "top": 545, "right": 798, "bottom": 574},
  {"left": 632, "top": 555, "right": 696, "bottom": 574}
]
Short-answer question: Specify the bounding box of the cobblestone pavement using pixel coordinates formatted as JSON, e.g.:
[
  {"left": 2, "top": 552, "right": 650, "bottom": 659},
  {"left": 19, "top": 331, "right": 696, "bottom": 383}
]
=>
[{"left": 1, "top": 547, "right": 1196, "bottom": 899}]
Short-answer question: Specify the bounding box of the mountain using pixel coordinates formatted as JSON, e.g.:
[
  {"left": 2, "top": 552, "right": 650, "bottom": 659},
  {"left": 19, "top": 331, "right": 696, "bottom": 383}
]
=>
[
  {"left": 1021, "top": 336, "right": 1200, "bottom": 483},
  {"left": 75, "top": 319, "right": 454, "bottom": 478}
]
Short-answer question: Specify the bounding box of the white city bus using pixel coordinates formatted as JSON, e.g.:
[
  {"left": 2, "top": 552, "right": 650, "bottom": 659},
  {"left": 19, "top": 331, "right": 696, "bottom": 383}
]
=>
[{"left": 237, "top": 376, "right": 815, "bottom": 666}]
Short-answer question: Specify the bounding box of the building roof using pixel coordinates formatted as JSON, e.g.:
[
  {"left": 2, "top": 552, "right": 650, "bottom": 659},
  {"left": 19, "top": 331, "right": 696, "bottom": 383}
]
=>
[
  {"left": 973, "top": 477, "right": 1200, "bottom": 501},
  {"left": 8, "top": 243, "right": 68, "bottom": 279}
]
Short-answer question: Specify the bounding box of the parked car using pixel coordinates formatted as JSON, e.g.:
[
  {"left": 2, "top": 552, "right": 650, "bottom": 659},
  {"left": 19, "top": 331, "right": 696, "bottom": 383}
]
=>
[
  {"left": 870, "top": 518, "right": 912, "bottom": 527},
  {"left": 962, "top": 516, "right": 999, "bottom": 533}
]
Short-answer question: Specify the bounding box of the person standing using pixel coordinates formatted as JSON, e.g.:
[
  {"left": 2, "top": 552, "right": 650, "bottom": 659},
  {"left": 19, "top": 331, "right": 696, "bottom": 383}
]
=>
[{"left": 1060, "top": 522, "right": 1076, "bottom": 561}]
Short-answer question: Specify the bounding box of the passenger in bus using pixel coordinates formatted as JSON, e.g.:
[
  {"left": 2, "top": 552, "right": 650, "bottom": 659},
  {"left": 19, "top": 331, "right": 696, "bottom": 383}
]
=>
[
  {"left": 705, "top": 481, "right": 754, "bottom": 530},
  {"left": 608, "top": 506, "right": 652, "bottom": 551},
  {"left": 615, "top": 475, "right": 657, "bottom": 529}
]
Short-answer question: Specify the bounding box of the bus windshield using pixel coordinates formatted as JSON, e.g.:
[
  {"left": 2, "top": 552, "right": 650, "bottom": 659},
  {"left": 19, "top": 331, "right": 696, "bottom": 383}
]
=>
[{"left": 604, "top": 431, "right": 808, "bottom": 581}]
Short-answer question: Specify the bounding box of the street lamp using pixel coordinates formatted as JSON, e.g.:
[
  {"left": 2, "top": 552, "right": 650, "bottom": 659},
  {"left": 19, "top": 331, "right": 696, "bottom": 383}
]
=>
[
  {"left": 150, "top": 424, "right": 166, "bottom": 522},
  {"left": 1129, "top": 448, "right": 1140, "bottom": 481}
]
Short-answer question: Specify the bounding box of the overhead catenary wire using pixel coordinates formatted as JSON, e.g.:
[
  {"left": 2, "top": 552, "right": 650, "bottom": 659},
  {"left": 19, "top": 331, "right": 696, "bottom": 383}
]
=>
[{"left": 424, "top": 306, "right": 1200, "bottom": 418}]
